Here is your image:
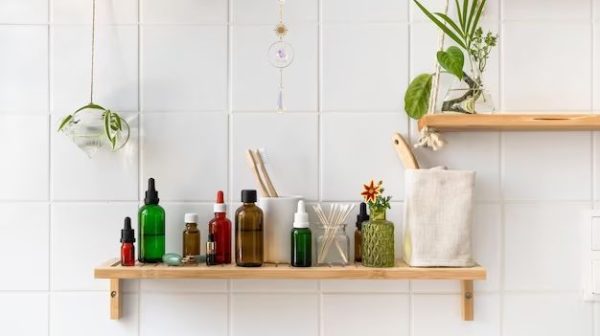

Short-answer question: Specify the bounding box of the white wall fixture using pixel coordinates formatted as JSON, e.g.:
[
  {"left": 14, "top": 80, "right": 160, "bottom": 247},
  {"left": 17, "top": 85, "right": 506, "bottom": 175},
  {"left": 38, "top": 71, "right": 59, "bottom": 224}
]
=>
[{"left": 583, "top": 210, "right": 600, "bottom": 301}]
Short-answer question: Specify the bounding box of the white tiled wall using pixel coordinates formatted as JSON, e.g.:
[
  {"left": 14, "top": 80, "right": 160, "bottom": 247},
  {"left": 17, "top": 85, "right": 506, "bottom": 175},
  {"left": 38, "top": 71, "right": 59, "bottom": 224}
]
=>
[{"left": 1, "top": 0, "right": 598, "bottom": 335}]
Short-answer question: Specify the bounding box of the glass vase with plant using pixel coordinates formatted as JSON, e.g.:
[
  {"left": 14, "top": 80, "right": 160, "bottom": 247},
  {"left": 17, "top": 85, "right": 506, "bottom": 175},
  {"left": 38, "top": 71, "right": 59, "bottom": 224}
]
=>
[
  {"left": 361, "top": 180, "right": 395, "bottom": 268},
  {"left": 405, "top": 0, "right": 498, "bottom": 119}
]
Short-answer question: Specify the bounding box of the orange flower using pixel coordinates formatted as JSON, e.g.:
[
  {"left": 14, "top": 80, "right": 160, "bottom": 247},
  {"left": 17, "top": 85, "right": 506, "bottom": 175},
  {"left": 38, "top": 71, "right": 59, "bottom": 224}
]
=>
[{"left": 361, "top": 180, "right": 381, "bottom": 203}]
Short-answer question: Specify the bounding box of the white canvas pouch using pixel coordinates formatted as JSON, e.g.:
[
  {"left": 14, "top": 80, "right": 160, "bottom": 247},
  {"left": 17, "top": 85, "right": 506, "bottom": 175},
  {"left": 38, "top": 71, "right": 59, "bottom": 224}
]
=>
[{"left": 403, "top": 168, "right": 475, "bottom": 267}]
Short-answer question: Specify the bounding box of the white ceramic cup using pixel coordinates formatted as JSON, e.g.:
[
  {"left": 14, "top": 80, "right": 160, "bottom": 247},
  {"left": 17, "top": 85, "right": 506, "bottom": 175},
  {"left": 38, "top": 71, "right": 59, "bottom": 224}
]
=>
[{"left": 258, "top": 196, "right": 302, "bottom": 264}]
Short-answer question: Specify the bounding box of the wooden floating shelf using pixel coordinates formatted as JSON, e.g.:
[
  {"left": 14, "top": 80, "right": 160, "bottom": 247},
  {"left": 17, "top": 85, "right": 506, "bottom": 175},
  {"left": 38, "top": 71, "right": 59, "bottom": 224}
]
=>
[
  {"left": 95, "top": 258, "right": 486, "bottom": 321},
  {"left": 418, "top": 114, "right": 600, "bottom": 131}
]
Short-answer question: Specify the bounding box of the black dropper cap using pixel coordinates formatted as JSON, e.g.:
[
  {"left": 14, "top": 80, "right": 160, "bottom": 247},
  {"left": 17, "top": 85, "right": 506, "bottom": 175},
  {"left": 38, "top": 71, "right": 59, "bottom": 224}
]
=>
[
  {"left": 241, "top": 189, "right": 257, "bottom": 203},
  {"left": 356, "top": 202, "right": 369, "bottom": 229},
  {"left": 121, "top": 217, "right": 135, "bottom": 243},
  {"left": 144, "top": 178, "right": 159, "bottom": 205}
]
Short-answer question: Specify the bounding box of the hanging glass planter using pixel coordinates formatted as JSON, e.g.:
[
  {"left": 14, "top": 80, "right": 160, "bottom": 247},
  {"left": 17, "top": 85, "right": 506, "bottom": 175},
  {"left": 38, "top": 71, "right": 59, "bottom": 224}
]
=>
[
  {"left": 57, "top": 0, "right": 130, "bottom": 157},
  {"left": 58, "top": 103, "right": 130, "bottom": 158}
]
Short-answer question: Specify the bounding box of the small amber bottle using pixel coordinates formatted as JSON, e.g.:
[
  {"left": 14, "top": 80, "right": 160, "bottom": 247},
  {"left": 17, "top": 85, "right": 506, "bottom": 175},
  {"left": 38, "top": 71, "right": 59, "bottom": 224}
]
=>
[
  {"left": 354, "top": 202, "right": 369, "bottom": 263},
  {"left": 235, "top": 190, "right": 264, "bottom": 267},
  {"left": 182, "top": 213, "right": 200, "bottom": 260}
]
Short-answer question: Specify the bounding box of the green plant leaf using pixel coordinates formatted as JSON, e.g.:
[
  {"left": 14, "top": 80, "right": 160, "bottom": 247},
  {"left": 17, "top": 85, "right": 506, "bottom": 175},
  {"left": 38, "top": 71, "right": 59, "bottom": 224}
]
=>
[
  {"left": 413, "top": 0, "right": 467, "bottom": 49},
  {"left": 404, "top": 73, "right": 433, "bottom": 120},
  {"left": 469, "top": 0, "right": 486, "bottom": 38},
  {"left": 462, "top": 0, "right": 468, "bottom": 32},
  {"left": 465, "top": 0, "right": 478, "bottom": 39},
  {"left": 455, "top": 0, "right": 464, "bottom": 31},
  {"left": 437, "top": 46, "right": 464, "bottom": 79},
  {"left": 434, "top": 12, "right": 464, "bottom": 38},
  {"left": 57, "top": 114, "right": 73, "bottom": 132},
  {"left": 74, "top": 102, "right": 107, "bottom": 114},
  {"left": 103, "top": 110, "right": 117, "bottom": 149}
]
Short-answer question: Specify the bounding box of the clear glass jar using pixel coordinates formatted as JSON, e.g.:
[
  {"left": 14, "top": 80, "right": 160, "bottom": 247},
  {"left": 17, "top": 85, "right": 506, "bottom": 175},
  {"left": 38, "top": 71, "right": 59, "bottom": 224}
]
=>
[
  {"left": 316, "top": 224, "right": 350, "bottom": 266},
  {"left": 441, "top": 55, "right": 495, "bottom": 114},
  {"left": 362, "top": 208, "right": 395, "bottom": 267}
]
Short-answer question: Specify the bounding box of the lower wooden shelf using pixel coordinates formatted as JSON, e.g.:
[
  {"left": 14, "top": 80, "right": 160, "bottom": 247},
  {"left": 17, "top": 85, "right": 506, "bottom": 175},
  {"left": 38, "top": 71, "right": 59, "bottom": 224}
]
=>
[
  {"left": 418, "top": 113, "right": 600, "bottom": 131},
  {"left": 95, "top": 258, "right": 486, "bottom": 321}
]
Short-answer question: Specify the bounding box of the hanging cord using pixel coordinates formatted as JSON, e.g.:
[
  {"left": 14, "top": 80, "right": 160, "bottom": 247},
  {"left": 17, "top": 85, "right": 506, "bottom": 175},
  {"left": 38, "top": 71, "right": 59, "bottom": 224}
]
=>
[
  {"left": 416, "top": 0, "right": 449, "bottom": 151},
  {"left": 89, "top": 0, "right": 97, "bottom": 103}
]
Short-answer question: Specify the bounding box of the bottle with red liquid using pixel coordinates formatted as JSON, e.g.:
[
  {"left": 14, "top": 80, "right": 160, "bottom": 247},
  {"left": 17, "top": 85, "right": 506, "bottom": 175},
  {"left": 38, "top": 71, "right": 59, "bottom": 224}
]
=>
[
  {"left": 120, "top": 217, "right": 136, "bottom": 266},
  {"left": 208, "top": 191, "right": 232, "bottom": 264}
]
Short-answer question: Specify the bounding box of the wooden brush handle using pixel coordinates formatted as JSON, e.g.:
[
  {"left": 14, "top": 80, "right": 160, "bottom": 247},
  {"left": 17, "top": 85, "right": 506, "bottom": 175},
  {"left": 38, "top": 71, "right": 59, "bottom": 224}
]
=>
[
  {"left": 253, "top": 150, "right": 278, "bottom": 197},
  {"left": 246, "top": 150, "right": 269, "bottom": 197},
  {"left": 392, "top": 133, "right": 420, "bottom": 169}
]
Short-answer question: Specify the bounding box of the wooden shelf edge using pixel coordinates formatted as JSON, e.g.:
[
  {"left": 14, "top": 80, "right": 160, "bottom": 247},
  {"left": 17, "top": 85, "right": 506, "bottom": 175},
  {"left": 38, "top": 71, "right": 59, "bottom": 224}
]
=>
[
  {"left": 94, "top": 259, "right": 486, "bottom": 281},
  {"left": 418, "top": 113, "right": 600, "bottom": 131}
]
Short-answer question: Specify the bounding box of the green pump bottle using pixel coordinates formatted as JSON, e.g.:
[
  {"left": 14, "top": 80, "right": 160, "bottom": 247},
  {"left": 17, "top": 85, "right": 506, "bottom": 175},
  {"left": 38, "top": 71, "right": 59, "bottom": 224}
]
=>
[{"left": 139, "top": 178, "right": 165, "bottom": 263}]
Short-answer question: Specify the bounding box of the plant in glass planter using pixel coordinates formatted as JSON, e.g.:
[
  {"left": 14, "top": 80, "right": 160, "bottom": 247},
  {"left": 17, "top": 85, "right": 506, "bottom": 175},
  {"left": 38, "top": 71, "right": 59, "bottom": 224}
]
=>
[
  {"left": 56, "top": 0, "right": 129, "bottom": 158},
  {"left": 361, "top": 180, "right": 395, "bottom": 268},
  {"left": 405, "top": 0, "right": 498, "bottom": 119}
]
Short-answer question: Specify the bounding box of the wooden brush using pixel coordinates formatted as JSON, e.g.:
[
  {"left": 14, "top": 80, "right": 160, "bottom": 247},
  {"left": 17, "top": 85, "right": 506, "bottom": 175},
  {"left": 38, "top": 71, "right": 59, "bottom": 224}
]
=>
[
  {"left": 392, "top": 133, "right": 420, "bottom": 169},
  {"left": 246, "top": 149, "right": 269, "bottom": 197},
  {"left": 253, "top": 149, "right": 278, "bottom": 197}
]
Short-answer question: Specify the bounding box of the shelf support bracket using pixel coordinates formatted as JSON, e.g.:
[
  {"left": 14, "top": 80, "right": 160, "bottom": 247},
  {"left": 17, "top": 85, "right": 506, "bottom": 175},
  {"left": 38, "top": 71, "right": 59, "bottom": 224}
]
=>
[
  {"left": 110, "top": 279, "right": 121, "bottom": 320},
  {"left": 461, "top": 280, "right": 474, "bottom": 321}
]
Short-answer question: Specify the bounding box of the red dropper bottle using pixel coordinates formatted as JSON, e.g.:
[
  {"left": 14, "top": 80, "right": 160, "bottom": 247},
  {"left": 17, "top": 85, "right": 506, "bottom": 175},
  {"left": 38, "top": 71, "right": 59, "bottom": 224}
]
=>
[
  {"left": 120, "top": 217, "right": 135, "bottom": 266},
  {"left": 209, "top": 191, "right": 232, "bottom": 264}
]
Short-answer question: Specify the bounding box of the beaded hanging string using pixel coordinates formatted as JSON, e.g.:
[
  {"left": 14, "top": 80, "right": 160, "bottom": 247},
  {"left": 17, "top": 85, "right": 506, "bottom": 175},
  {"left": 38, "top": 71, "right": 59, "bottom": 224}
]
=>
[
  {"left": 415, "top": 0, "right": 449, "bottom": 151},
  {"left": 268, "top": 0, "right": 294, "bottom": 112},
  {"left": 89, "top": 0, "right": 97, "bottom": 103}
]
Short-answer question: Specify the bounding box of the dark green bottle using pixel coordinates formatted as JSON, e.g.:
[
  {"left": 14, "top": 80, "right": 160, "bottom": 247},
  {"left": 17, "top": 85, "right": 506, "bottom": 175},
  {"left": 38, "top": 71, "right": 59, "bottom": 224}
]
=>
[
  {"left": 139, "top": 178, "right": 165, "bottom": 263},
  {"left": 291, "top": 200, "right": 311, "bottom": 267}
]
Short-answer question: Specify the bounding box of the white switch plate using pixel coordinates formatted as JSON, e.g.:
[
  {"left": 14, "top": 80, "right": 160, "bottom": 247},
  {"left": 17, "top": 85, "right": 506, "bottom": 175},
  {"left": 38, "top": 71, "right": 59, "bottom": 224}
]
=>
[{"left": 583, "top": 210, "right": 600, "bottom": 301}]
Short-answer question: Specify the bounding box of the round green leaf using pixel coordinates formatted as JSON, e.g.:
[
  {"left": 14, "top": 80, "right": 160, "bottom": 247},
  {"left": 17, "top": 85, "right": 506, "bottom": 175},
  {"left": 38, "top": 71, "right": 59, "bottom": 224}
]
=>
[
  {"left": 437, "top": 46, "right": 464, "bottom": 79},
  {"left": 404, "top": 73, "right": 433, "bottom": 120}
]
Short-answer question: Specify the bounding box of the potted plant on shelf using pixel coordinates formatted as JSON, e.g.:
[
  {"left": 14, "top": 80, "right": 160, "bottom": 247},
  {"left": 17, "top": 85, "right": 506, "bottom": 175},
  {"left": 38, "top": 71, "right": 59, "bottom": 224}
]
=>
[{"left": 405, "top": 0, "right": 498, "bottom": 120}]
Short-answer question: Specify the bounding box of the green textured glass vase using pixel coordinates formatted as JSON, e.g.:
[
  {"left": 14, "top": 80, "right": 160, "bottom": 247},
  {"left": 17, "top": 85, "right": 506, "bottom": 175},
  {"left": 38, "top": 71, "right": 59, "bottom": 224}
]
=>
[{"left": 362, "top": 207, "right": 395, "bottom": 267}]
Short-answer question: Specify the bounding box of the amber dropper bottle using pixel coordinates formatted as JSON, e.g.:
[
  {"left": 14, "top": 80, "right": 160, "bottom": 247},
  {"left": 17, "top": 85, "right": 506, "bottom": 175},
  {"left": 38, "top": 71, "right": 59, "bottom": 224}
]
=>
[
  {"left": 235, "top": 190, "right": 264, "bottom": 267},
  {"left": 354, "top": 202, "right": 369, "bottom": 263}
]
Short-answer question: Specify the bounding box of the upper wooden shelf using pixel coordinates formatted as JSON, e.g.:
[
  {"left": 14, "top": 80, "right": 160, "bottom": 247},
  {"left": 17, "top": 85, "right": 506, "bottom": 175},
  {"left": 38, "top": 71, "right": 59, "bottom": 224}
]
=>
[
  {"left": 418, "top": 114, "right": 600, "bottom": 131},
  {"left": 95, "top": 258, "right": 485, "bottom": 321}
]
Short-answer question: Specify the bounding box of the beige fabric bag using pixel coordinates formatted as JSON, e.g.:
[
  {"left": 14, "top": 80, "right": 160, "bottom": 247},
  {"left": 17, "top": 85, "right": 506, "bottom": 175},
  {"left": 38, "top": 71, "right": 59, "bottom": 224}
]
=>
[{"left": 403, "top": 168, "right": 475, "bottom": 267}]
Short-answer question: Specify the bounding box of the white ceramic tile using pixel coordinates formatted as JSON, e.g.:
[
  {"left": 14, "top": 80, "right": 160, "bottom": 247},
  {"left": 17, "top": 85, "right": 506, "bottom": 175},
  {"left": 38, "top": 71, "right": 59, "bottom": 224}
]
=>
[
  {"left": 232, "top": 24, "right": 318, "bottom": 112},
  {"left": 0, "top": 115, "right": 49, "bottom": 200},
  {"left": 0, "top": 0, "right": 48, "bottom": 23},
  {"left": 504, "top": 203, "right": 587, "bottom": 291},
  {"left": 503, "top": 293, "right": 592, "bottom": 336},
  {"left": 141, "top": 279, "right": 227, "bottom": 292},
  {"left": 322, "top": 23, "right": 408, "bottom": 112},
  {"left": 141, "top": 25, "right": 227, "bottom": 112},
  {"left": 51, "top": 202, "right": 138, "bottom": 290},
  {"left": 232, "top": 0, "right": 318, "bottom": 24},
  {"left": 412, "top": 294, "right": 500, "bottom": 336},
  {"left": 50, "top": 292, "right": 138, "bottom": 336},
  {"left": 0, "top": 26, "right": 48, "bottom": 113},
  {"left": 52, "top": 0, "right": 138, "bottom": 24},
  {"left": 410, "top": 0, "right": 499, "bottom": 23},
  {"left": 594, "top": 25, "right": 600, "bottom": 111},
  {"left": 0, "top": 293, "right": 48, "bottom": 336},
  {"left": 412, "top": 132, "right": 500, "bottom": 201},
  {"left": 158, "top": 202, "right": 214, "bottom": 255},
  {"left": 232, "top": 294, "right": 319, "bottom": 336},
  {"left": 231, "top": 280, "right": 318, "bottom": 292},
  {"left": 142, "top": 0, "right": 227, "bottom": 24},
  {"left": 321, "top": 279, "right": 409, "bottom": 293},
  {"left": 231, "top": 113, "right": 319, "bottom": 201},
  {"left": 51, "top": 114, "right": 138, "bottom": 201},
  {"left": 141, "top": 113, "right": 228, "bottom": 201},
  {"left": 51, "top": 25, "right": 138, "bottom": 114},
  {"left": 321, "top": 113, "right": 408, "bottom": 201},
  {"left": 412, "top": 204, "right": 501, "bottom": 293},
  {"left": 323, "top": 0, "right": 408, "bottom": 22},
  {"left": 502, "top": 22, "right": 592, "bottom": 111},
  {"left": 140, "top": 293, "right": 228, "bottom": 336},
  {"left": 503, "top": 0, "right": 590, "bottom": 20},
  {"left": 596, "top": 133, "right": 600, "bottom": 200},
  {"left": 0, "top": 203, "right": 48, "bottom": 290},
  {"left": 322, "top": 294, "right": 409, "bottom": 336},
  {"left": 502, "top": 132, "right": 591, "bottom": 201}
]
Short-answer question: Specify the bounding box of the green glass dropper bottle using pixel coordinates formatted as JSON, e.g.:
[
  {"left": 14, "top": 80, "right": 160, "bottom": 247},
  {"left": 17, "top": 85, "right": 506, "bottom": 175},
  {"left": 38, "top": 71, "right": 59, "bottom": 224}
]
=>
[{"left": 139, "top": 178, "right": 166, "bottom": 263}]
